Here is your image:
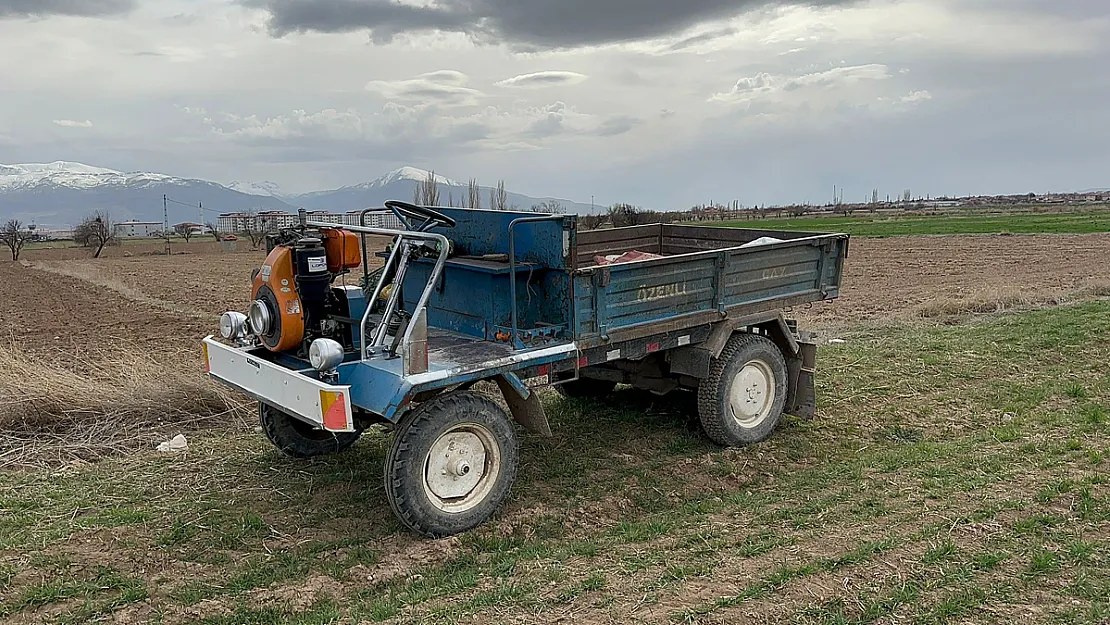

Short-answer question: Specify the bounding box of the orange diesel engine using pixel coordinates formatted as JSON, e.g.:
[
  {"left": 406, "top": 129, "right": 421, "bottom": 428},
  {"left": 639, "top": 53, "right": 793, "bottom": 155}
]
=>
[{"left": 249, "top": 228, "right": 361, "bottom": 355}]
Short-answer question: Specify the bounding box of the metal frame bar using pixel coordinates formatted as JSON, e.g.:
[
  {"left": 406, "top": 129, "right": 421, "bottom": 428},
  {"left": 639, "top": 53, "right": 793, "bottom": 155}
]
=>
[
  {"left": 306, "top": 221, "right": 449, "bottom": 362},
  {"left": 507, "top": 215, "right": 565, "bottom": 349}
]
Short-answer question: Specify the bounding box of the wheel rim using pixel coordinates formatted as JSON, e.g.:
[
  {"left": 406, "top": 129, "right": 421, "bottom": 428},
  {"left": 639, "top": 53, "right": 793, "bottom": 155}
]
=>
[
  {"left": 422, "top": 423, "right": 502, "bottom": 514},
  {"left": 727, "top": 359, "right": 776, "bottom": 428}
]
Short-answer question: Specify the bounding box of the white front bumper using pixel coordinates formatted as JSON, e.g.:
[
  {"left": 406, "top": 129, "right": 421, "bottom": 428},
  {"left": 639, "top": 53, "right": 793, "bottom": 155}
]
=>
[{"left": 203, "top": 336, "right": 355, "bottom": 432}]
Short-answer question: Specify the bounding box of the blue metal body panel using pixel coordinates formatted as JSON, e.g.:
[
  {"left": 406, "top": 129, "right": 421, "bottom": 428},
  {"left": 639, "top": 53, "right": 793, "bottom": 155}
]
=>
[
  {"left": 573, "top": 224, "right": 848, "bottom": 344},
  {"left": 397, "top": 208, "right": 576, "bottom": 344}
]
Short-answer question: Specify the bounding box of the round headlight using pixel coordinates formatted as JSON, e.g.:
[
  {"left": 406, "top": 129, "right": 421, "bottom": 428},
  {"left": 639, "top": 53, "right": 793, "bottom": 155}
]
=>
[
  {"left": 248, "top": 300, "right": 272, "bottom": 335},
  {"left": 219, "top": 312, "right": 248, "bottom": 339},
  {"left": 309, "top": 338, "right": 345, "bottom": 372}
]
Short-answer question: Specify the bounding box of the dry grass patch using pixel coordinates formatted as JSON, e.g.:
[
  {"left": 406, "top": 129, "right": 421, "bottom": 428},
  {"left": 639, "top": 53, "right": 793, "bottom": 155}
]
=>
[
  {"left": 914, "top": 282, "right": 1110, "bottom": 319},
  {"left": 0, "top": 341, "right": 247, "bottom": 468}
]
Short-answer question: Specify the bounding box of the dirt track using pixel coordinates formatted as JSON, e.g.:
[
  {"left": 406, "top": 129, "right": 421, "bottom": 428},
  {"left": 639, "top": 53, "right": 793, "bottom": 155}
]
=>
[{"left": 3, "top": 233, "right": 1110, "bottom": 356}]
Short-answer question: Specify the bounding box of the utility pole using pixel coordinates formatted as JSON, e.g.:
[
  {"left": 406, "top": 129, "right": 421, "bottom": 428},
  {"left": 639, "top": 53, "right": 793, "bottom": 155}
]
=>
[{"left": 163, "top": 194, "right": 171, "bottom": 256}]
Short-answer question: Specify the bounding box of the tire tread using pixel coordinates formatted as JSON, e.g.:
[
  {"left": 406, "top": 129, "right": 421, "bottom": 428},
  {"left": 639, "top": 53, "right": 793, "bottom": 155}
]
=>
[
  {"left": 384, "top": 391, "right": 518, "bottom": 538},
  {"left": 696, "top": 333, "right": 787, "bottom": 447}
]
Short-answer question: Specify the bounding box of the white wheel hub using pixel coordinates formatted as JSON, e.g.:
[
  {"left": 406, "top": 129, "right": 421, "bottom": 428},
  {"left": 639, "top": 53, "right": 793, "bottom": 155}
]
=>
[
  {"left": 728, "top": 359, "right": 776, "bottom": 428},
  {"left": 423, "top": 424, "right": 501, "bottom": 513}
]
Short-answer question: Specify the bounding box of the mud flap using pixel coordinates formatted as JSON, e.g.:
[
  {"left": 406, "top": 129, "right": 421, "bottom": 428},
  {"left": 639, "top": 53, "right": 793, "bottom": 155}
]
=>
[
  {"left": 785, "top": 340, "right": 818, "bottom": 419},
  {"left": 494, "top": 373, "right": 552, "bottom": 437}
]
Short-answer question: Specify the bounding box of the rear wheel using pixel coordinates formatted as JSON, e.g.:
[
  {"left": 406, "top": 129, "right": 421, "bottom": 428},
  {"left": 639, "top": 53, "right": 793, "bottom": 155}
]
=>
[
  {"left": 384, "top": 391, "right": 519, "bottom": 538},
  {"left": 697, "top": 334, "right": 788, "bottom": 447},
  {"left": 259, "top": 403, "right": 361, "bottom": 458},
  {"left": 554, "top": 377, "right": 617, "bottom": 399}
]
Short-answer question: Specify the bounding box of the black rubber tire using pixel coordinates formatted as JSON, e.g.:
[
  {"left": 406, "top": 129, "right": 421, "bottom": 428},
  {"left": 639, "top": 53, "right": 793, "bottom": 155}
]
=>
[
  {"left": 384, "top": 391, "right": 519, "bottom": 538},
  {"left": 259, "top": 403, "right": 361, "bottom": 459},
  {"left": 697, "top": 333, "right": 788, "bottom": 447},
  {"left": 554, "top": 378, "right": 617, "bottom": 399}
]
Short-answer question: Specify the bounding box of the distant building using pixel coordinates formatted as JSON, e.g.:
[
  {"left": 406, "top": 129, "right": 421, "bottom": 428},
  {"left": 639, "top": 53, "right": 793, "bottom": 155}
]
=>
[
  {"left": 217, "top": 211, "right": 298, "bottom": 234},
  {"left": 218, "top": 210, "right": 405, "bottom": 234},
  {"left": 115, "top": 220, "right": 163, "bottom": 238},
  {"left": 346, "top": 210, "right": 404, "bottom": 230},
  {"left": 173, "top": 222, "right": 209, "bottom": 236},
  {"left": 37, "top": 228, "right": 74, "bottom": 241}
]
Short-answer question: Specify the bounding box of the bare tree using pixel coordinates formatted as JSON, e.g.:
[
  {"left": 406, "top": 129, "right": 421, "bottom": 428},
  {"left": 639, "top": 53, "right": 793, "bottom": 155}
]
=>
[
  {"left": 607, "top": 203, "right": 643, "bottom": 227},
  {"left": 578, "top": 214, "right": 605, "bottom": 230},
  {"left": 489, "top": 180, "right": 509, "bottom": 211},
  {"left": 532, "top": 200, "right": 566, "bottom": 214},
  {"left": 466, "top": 178, "right": 482, "bottom": 209},
  {"left": 205, "top": 221, "right": 221, "bottom": 241},
  {"left": 447, "top": 191, "right": 455, "bottom": 207},
  {"left": 237, "top": 210, "right": 275, "bottom": 249},
  {"left": 1, "top": 219, "right": 33, "bottom": 261},
  {"left": 173, "top": 223, "right": 197, "bottom": 243},
  {"left": 418, "top": 170, "right": 440, "bottom": 206},
  {"left": 73, "top": 212, "right": 117, "bottom": 258}
]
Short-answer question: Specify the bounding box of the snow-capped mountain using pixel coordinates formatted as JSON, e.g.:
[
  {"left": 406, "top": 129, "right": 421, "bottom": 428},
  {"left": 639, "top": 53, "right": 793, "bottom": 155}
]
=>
[
  {"left": 0, "top": 161, "right": 181, "bottom": 192},
  {"left": 0, "top": 161, "right": 594, "bottom": 227},
  {"left": 368, "top": 167, "right": 462, "bottom": 189},
  {"left": 0, "top": 161, "right": 293, "bottom": 226},
  {"left": 296, "top": 167, "right": 461, "bottom": 202},
  {"left": 294, "top": 167, "right": 592, "bottom": 214},
  {"left": 227, "top": 180, "right": 288, "bottom": 199}
]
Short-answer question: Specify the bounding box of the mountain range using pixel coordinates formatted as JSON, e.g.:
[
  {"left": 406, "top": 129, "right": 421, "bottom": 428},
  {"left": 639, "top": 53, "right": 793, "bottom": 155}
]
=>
[{"left": 0, "top": 162, "right": 596, "bottom": 228}]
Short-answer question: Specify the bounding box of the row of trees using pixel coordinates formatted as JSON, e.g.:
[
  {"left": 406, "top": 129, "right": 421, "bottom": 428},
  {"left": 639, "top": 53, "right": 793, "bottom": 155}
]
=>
[
  {"left": 412, "top": 171, "right": 565, "bottom": 214},
  {"left": 1, "top": 214, "right": 124, "bottom": 261},
  {"left": 1, "top": 212, "right": 235, "bottom": 261}
]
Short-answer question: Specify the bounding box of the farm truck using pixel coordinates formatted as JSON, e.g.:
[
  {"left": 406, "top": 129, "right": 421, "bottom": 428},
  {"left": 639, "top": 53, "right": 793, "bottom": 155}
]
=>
[{"left": 203, "top": 202, "right": 849, "bottom": 537}]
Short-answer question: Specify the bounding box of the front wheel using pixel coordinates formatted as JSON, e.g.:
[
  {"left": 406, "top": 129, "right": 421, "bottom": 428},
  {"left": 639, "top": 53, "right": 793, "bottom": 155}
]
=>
[
  {"left": 259, "top": 403, "right": 361, "bottom": 458},
  {"left": 697, "top": 333, "right": 788, "bottom": 447},
  {"left": 384, "top": 391, "right": 519, "bottom": 537}
]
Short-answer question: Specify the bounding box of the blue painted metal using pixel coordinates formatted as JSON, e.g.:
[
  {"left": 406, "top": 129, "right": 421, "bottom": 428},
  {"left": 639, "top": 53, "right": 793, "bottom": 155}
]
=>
[
  {"left": 498, "top": 371, "right": 531, "bottom": 400},
  {"left": 338, "top": 288, "right": 368, "bottom": 351},
  {"left": 396, "top": 209, "right": 576, "bottom": 345},
  {"left": 508, "top": 215, "right": 569, "bottom": 348},
  {"left": 574, "top": 229, "right": 848, "bottom": 344}
]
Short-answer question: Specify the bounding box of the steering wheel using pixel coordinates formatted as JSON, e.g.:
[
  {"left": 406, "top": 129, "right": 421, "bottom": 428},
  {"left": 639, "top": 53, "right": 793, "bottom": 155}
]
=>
[{"left": 385, "top": 200, "right": 456, "bottom": 232}]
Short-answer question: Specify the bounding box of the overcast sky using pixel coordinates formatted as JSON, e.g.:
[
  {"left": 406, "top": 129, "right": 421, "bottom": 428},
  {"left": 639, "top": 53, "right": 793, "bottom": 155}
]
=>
[{"left": 0, "top": 0, "right": 1107, "bottom": 208}]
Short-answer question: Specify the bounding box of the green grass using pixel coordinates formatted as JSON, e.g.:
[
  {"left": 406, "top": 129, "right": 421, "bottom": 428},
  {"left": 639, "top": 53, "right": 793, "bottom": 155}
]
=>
[
  {"left": 709, "top": 208, "right": 1110, "bottom": 236},
  {"left": 2, "top": 301, "right": 1109, "bottom": 622}
]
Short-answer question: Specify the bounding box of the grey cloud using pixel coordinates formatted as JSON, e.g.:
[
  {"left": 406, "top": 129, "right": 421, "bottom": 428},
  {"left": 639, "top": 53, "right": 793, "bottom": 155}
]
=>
[
  {"left": 523, "top": 102, "right": 567, "bottom": 138},
  {"left": 366, "top": 72, "right": 483, "bottom": 106},
  {"left": 243, "top": 0, "right": 860, "bottom": 48},
  {"left": 667, "top": 26, "right": 739, "bottom": 51},
  {"left": 712, "top": 64, "right": 890, "bottom": 102},
  {"left": 0, "top": 0, "right": 134, "bottom": 18},
  {"left": 496, "top": 71, "right": 587, "bottom": 88},
  {"left": 594, "top": 116, "right": 640, "bottom": 137}
]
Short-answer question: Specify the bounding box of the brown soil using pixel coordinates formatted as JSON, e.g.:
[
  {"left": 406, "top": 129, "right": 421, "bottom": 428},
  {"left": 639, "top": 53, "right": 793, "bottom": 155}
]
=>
[
  {"left": 798, "top": 233, "right": 1110, "bottom": 328},
  {"left": 0, "top": 262, "right": 212, "bottom": 360}
]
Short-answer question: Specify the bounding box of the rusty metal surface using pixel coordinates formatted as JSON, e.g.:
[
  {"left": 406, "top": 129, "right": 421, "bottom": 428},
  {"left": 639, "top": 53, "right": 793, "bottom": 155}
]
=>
[{"left": 495, "top": 374, "right": 552, "bottom": 436}]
